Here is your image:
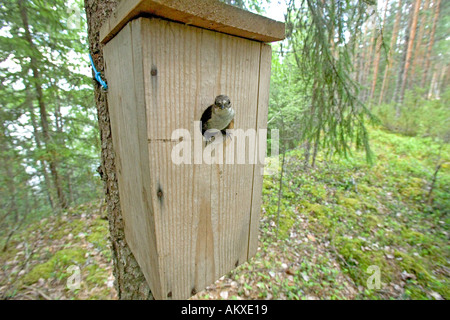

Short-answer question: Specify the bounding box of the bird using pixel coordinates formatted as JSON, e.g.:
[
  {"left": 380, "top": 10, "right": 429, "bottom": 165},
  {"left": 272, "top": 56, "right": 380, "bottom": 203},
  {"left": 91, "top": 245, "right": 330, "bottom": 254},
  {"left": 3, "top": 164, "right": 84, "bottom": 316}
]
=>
[{"left": 200, "top": 95, "right": 235, "bottom": 144}]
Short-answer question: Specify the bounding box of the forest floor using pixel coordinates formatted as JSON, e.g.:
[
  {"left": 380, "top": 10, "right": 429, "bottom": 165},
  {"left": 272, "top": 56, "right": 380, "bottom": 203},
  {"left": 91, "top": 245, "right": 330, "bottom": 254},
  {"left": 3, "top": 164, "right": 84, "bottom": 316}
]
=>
[{"left": 1, "top": 128, "right": 449, "bottom": 300}]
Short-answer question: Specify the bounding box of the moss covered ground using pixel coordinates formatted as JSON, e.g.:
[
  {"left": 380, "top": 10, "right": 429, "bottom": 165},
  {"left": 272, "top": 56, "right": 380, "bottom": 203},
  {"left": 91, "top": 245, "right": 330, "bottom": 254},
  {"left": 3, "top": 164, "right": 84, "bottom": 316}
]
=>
[
  {"left": 1, "top": 128, "right": 448, "bottom": 299},
  {"left": 0, "top": 202, "right": 116, "bottom": 299},
  {"left": 194, "top": 127, "right": 449, "bottom": 300}
]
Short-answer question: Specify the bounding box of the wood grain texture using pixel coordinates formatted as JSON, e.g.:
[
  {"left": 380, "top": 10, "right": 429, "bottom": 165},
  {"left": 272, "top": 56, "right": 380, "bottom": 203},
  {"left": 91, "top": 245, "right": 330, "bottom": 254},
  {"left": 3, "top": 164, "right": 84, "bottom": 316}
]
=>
[
  {"left": 104, "top": 17, "right": 270, "bottom": 299},
  {"left": 100, "top": 0, "right": 285, "bottom": 45}
]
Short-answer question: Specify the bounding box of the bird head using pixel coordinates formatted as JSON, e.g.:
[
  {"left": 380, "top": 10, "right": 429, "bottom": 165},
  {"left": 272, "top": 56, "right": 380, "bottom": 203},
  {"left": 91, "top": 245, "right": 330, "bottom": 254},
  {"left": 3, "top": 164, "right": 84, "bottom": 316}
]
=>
[{"left": 214, "top": 95, "right": 231, "bottom": 110}]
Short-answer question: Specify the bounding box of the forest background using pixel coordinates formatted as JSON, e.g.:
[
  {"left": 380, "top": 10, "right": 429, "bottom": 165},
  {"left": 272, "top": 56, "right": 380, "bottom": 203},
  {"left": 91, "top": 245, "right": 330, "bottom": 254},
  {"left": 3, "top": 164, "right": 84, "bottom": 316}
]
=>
[{"left": 0, "top": 0, "right": 448, "bottom": 300}]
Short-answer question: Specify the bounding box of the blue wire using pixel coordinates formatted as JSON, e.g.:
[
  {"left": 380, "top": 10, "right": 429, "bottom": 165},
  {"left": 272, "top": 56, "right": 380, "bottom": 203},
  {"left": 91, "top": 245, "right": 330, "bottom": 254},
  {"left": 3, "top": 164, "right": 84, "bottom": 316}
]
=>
[{"left": 89, "top": 53, "right": 108, "bottom": 90}]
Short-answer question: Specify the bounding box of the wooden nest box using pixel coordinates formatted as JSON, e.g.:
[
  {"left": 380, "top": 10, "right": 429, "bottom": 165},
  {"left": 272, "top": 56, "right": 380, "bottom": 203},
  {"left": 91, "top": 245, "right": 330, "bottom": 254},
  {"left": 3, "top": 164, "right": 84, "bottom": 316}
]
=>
[{"left": 101, "top": 0, "right": 285, "bottom": 299}]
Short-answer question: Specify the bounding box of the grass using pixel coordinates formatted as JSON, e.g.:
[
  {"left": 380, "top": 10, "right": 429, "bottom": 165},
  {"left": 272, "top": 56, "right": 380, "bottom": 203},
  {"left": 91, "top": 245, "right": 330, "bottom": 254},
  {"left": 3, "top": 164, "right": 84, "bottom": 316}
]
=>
[{"left": 1, "top": 127, "right": 448, "bottom": 300}]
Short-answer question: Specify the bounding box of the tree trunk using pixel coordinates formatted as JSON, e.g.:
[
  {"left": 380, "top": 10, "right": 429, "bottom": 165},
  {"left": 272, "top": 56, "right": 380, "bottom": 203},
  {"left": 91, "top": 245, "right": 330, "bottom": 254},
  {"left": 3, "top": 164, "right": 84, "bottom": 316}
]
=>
[
  {"left": 427, "top": 67, "right": 437, "bottom": 99},
  {"left": 67, "top": 169, "right": 75, "bottom": 205},
  {"left": 379, "top": 0, "right": 403, "bottom": 105},
  {"left": 0, "top": 122, "right": 18, "bottom": 223},
  {"left": 4, "top": 162, "right": 18, "bottom": 223},
  {"left": 408, "top": 0, "right": 430, "bottom": 89},
  {"left": 275, "top": 149, "right": 286, "bottom": 239},
  {"left": 361, "top": 16, "right": 377, "bottom": 102},
  {"left": 26, "top": 90, "right": 55, "bottom": 210},
  {"left": 440, "top": 64, "right": 449, "bottom": 94},
  {"left": 83, "top": 0, "right": 153, "bottom": 299},
  {"left": 427, "top": 63, "right": 446, "bottom": 99},
  {"left": 356, "top": 24, "right": 370, "bottom": 91},
  {"left": 303, "top": 139, "right": 312, "bottom": 168},
  {"left": 369, "top": 1, "right": 389, "bottom": 103},
  {"left": 394, "top": 0, "right": 411, "bottom": 114},
  {"left": 398, "top": 0, "right": 421, "bottom": 105},
  {"left": 421, "top": 0, "right": 441, "bottom": 90},
  {"left": 18, "top": 0, "right": 68, "bottom": 210},
  {"left": 436, "top": 64, "right": 447, "bottom": 99}
]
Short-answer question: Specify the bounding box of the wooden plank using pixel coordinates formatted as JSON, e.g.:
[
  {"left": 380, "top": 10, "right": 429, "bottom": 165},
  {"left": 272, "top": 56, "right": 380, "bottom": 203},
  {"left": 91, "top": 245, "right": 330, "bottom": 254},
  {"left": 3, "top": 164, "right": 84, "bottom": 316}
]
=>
[
  {"left": 140, "top": 17, "right": 207, "bottom": 299},
  {"left": 104, "top": 16, "right": 269, "bottom": 299},
  {"left": 248, "top": 43, "right": 272, "bottom": 258},
  {"left": 211, "top": 32, "right": 261, "bottom": 276},
  {"left": 103, "top": 21, "right": 163, "bottom": 299},
  {"left": 140, "top": 17, "right": 261, "bottom": 299},
  {"left": 100, "top": 0, "right": 285, "bottom": 45}
]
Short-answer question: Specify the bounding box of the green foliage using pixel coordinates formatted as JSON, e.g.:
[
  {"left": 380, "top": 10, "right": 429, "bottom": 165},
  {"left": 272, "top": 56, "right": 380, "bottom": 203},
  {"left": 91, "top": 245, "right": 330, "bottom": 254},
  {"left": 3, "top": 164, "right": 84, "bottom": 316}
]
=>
[
  {"left": 0, "top": 0, "right": 102, "bottom": 236},
  {"left": 1, "top": 0, "right": 448, "bottom": 301},
  {"left": 268, "top": 0, "right": 378, "bottom": 166},
  {"left": 261, "top": 128, "right": 449, "bottom": 299},
  {"left": 373, "top": 87, "right": 450, "bottom": 141}
]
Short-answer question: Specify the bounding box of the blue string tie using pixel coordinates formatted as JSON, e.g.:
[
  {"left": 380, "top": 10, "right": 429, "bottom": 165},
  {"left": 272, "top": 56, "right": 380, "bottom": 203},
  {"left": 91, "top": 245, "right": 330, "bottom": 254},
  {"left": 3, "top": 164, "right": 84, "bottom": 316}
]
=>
[{"left": 89, "top": 53, "right": 108, "bottom": 90}]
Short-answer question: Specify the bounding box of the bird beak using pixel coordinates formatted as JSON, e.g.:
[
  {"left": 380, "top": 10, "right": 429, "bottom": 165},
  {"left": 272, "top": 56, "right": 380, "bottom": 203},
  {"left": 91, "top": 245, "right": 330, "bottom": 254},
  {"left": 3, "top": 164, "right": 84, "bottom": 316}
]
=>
[{"left": 220, "top": 104, "right": 225, "bottom": 109}]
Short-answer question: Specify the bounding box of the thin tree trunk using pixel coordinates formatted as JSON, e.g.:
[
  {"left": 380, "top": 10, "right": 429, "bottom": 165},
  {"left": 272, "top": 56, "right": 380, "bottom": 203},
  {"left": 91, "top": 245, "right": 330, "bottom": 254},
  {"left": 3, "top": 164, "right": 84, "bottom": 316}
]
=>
[
  {"left": 6, "top": 165, "right": 18, "bottom": 223},
  {"left": 67, "top": 169, "right": 75, "bottom": 205},
  {"left": 440, "top": 64, "right": 449, "bottom": 94},
  {"left": 398, "top": 0, "right": 421, "bottom": 105},
  {"left": 54, "top": 93, "right": 62, "bottom": 134},
  {"left": 303, "top": 139, "right": 311, "bottom": 168},
  {"left": 0, "top": 122, "right": 18, "bottom": 223},
  {"left": 421, "top": 0, "right": 441, "bottom": 89},
  {"left": 356, "top": 24, "right": 370, "bottom": 90},
  {"left": 394, "top": 36, "right": 407, "bottom": 110},
  {"left": 26, "top": 91, "right": 55, "bottom": 210},
  {"left": 18, "top": 0, "right": 67, "bottom": 210},
  {"left": 84, "top": 0, "right": 153, "bottom": 299},
  {"left": 311, "top": 139, "right": 319, "bottom": 168},
  {"left": 409, "top": 0, "right": 430, "bottom": 89},
  {"left": 369, "top": 1, "right": 389, "bottom": 103},
  {"left": 361, "top": 16, "right": 377, "bottom": 102},
  {"left": 53, "top": 89, "right": 71, "bottom": 206},
  {"left": 427, "top": 67, "right": 438, "bottom": 99},
  {"left": 379, "top": 0, "right": 403, "bottom": 105},
  {"left": 275, "top": 149, "right": 286, "bottom": 239},
  {"left": 436, "top": 64, "right": 446, "bottom": 99},
  {"left": 394, "top": 0, "right": 413, "bottom": 115}
]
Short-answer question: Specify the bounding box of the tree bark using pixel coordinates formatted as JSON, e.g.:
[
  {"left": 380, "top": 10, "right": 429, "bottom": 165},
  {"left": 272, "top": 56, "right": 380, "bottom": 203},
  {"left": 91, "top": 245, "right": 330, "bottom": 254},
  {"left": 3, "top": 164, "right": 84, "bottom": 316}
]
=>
[
  {"left": 427, "top": 67, "right": 437, "bottom": 99},
  {"left": 361, "top": 16, "right": 377, "bottom": 102},
  {"left": 67, "top": 169, "right": 75, "bottom": 205},
  {"left": 393, "top": 0, "right": 412, "bottom": 114},
  {"left": 398, "top": 0, "right": 421, "bottom": 105},
  {"left": 427, "top": 63, "right": 446, "bottom": 99},
  {"left": 369, "top": 1, "right": 389, "bottom": 103},
  {"left": 26, "top": 90, "right": 55, "bottom": 210},
  {"left": 379, "top": 0, "right": 403, "bottom": 105},
  {"left": 18, "top": 0, "right": 68, "bottom": 210},
  {"left": 440, "top": 63, "right": 449, "bottom": 94},
  {"left": 408, "top": 0, "right": 430, "bottom": 89},
  {"left": 356, "top": 23, "right": 370, "bottom": 92},
  {"left": 436, "top": 64, "right": 447, "bottom": 99},
  {"left": 421, "top": 0, "right": 441, "bottom": 90},
  {"left": 84, "top": 0, "right": 153, "bottom": 299},
  {"left": 378, "top": 0, "right": 402, "bottom": 104},
  {"left": 0, "top": 122, "right": 18, "bottom": 223}
]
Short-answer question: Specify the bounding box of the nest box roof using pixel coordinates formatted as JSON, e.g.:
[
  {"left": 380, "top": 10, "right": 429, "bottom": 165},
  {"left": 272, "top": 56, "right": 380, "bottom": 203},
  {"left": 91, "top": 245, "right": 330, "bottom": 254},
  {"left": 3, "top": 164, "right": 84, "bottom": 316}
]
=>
[{"left": 100, "top": 0, "right": 286, "bottom": 44}]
